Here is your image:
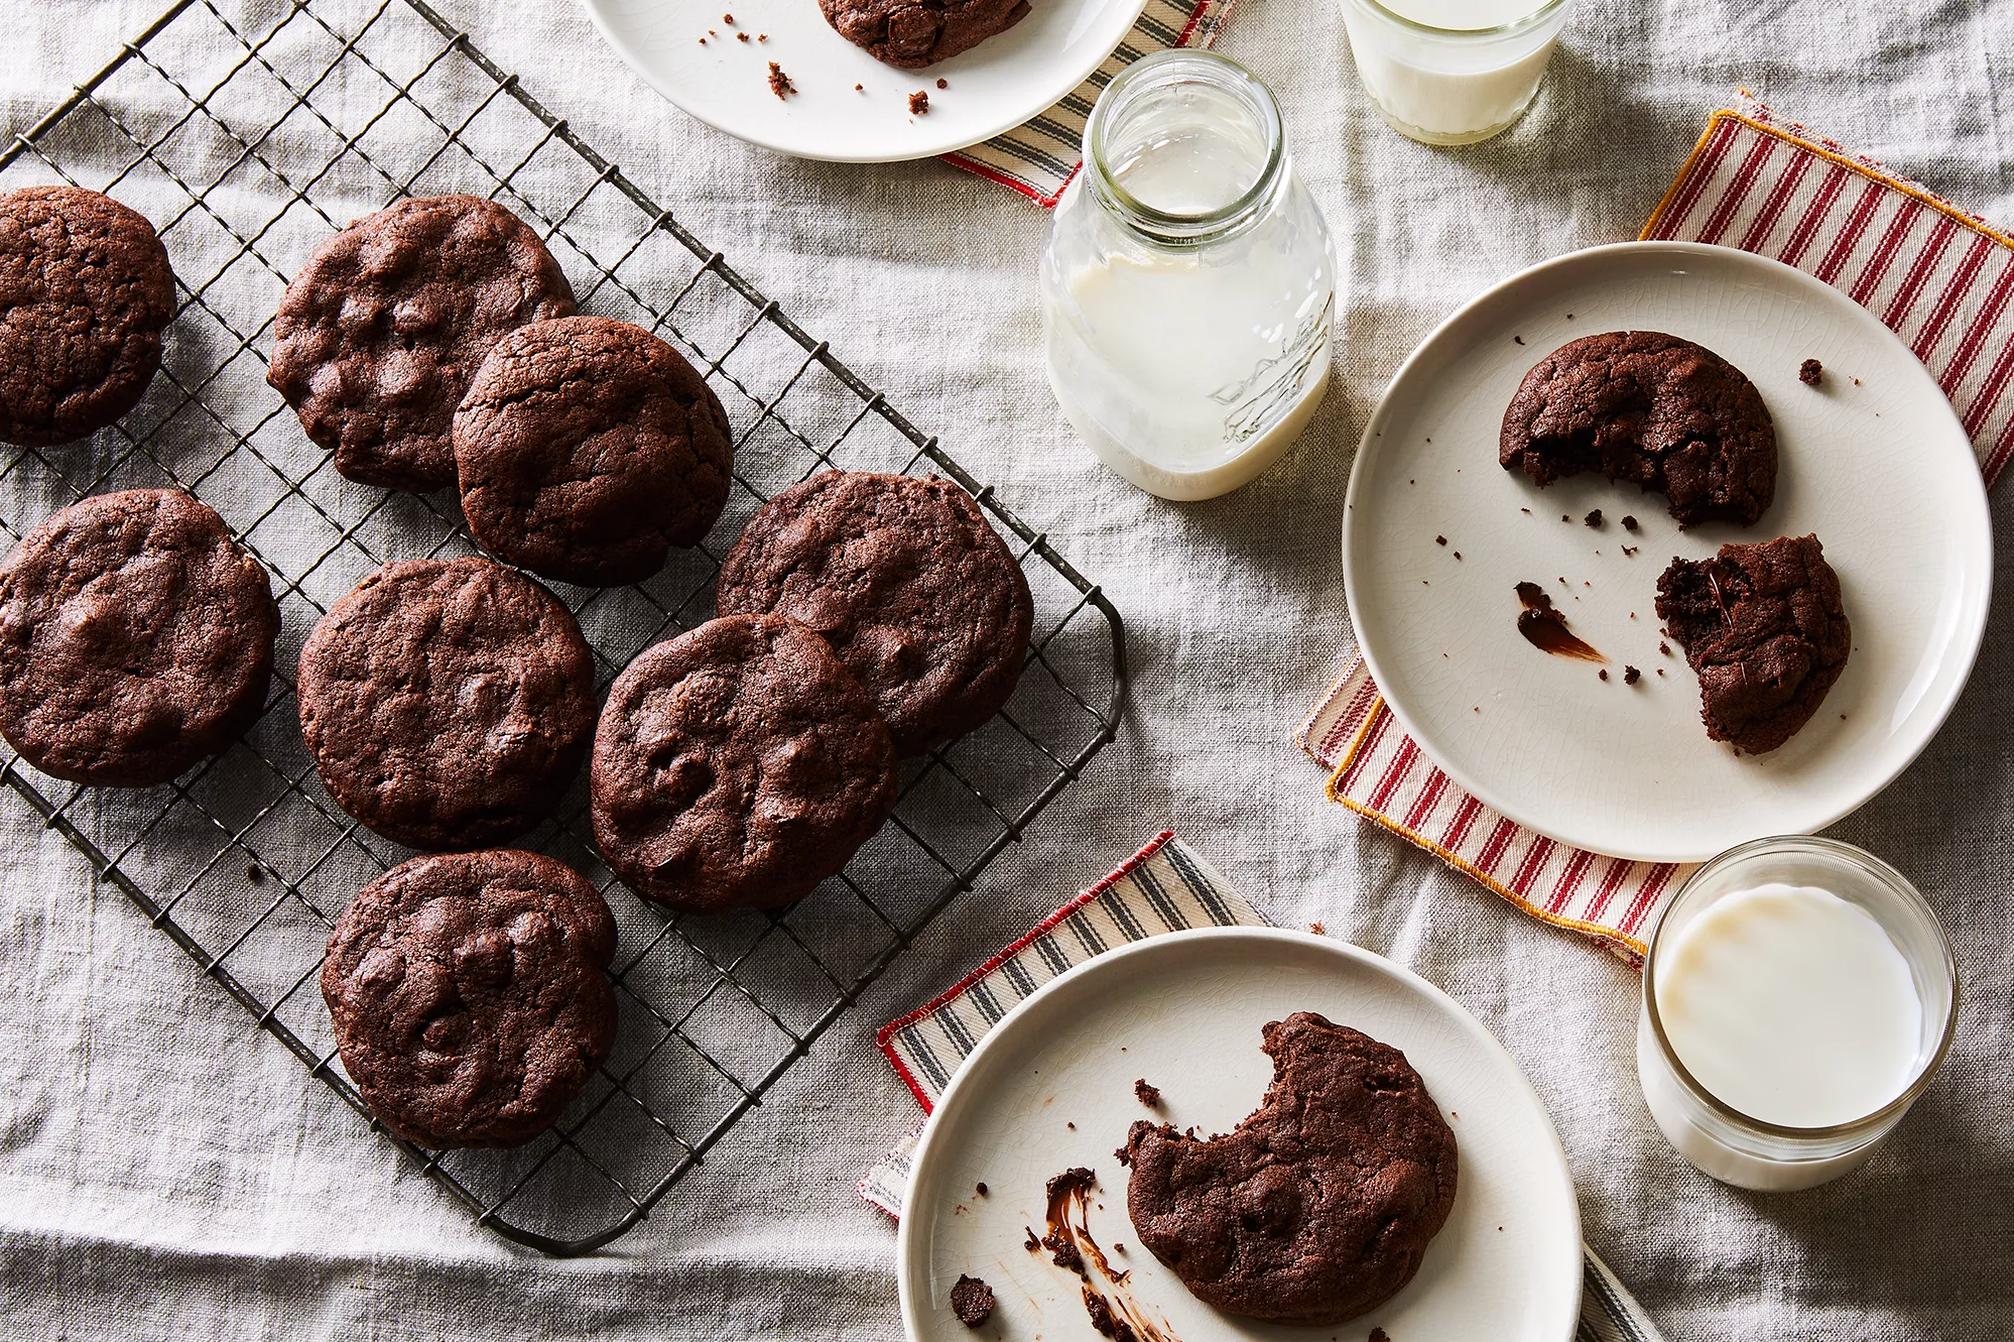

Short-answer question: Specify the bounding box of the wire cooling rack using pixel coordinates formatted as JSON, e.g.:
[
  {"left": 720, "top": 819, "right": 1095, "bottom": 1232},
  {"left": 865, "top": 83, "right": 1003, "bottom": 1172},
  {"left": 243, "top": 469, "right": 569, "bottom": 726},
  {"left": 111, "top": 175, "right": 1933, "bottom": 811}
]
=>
[{"left": 0, "top": 0, "right": 1124, "bottom": 1255}]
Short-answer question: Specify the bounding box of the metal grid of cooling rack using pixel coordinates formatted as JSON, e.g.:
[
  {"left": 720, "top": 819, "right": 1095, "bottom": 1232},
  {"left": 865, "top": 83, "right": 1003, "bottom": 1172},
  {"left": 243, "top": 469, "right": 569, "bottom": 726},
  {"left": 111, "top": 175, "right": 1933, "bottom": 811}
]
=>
[{"left": 0, "top": 0, "right": 1124, "bottom": 1255}]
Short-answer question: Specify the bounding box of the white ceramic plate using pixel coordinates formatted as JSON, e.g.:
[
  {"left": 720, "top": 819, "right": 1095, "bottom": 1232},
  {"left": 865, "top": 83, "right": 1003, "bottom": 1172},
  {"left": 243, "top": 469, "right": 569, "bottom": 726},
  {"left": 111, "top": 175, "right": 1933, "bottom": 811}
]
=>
[
  {"left": 578, "top": 0, "right": 1148, "bottom": 162},
  {"left": 897, "top": 928, "right": 1583, "bottom": 1342},
  {"left": 1343, "top": 241, "right": 1993, "bottom": 864}
]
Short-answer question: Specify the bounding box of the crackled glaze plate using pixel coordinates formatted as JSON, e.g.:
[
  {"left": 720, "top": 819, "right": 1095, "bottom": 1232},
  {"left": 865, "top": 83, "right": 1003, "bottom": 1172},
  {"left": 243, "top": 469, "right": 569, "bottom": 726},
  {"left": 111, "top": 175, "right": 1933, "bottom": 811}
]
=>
[
  {"left": 1343, "top": 242, "right": 1992, "bottom": 863},
  {"left": 898, "top": 928, "right": 1583, "bottom": 1341},
  {"left": 578, "top": 0, "right": 1147, "bottom": 162}
]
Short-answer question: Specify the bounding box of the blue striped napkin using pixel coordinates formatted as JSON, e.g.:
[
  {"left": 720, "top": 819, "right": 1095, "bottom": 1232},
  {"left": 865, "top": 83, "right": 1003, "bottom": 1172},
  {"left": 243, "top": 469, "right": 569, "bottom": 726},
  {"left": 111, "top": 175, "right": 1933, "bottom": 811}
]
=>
[
  {"left": 858, "top": 830, "right": 1667, "bottom": 1342},
  {"left": 943, "top": 0, "right": 1240, "bottom": 206}
]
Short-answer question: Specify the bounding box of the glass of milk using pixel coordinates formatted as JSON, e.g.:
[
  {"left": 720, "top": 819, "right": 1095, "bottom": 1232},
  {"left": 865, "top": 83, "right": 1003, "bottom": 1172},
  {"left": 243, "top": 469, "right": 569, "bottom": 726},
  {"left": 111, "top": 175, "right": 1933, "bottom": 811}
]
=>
[
  {"left": 1339, "top": 0, "right": 1575, "bottom": 146},
  {"left": 1040, "top": 51, "right": 1337, "bottom": 501},
  {"left": 1636, "top": 836, "right": 1958, "bottom": 1191}
]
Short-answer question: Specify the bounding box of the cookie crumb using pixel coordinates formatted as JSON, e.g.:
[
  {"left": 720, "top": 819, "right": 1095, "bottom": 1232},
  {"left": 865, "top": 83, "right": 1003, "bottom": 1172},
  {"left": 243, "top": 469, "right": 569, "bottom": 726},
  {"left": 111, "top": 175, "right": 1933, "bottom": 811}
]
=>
[
  {"left": 758, "top": 32, "right": 767, "bottom": 40},
  {"left": 737, "top": 31, "right": 750, "bottom": 41},
  {"left": 246, "top": 862, "right": 265, "bottom": 884},
  {"left": 909, "top": 90, "right": 930, "bottom": 115},
  {"left": 1370, "top": 1330, "right": 1392, "bottom": 1342},
  {"left": 1622, "top": 545, "right": 1639, "bottom": 556},
  {"left": 854, "top": 82, "right": 864, "bottom": 91},
  {"left": 1453, "top": 551, "right": 1462, "bottom": 560},
  {"left": 1623, "top": 665, "right": 1641, "bottom": 684},
  {"left": 1134, "top": 1078, "right": 1162, "bottom": 1109},
  {"left": 1598, "top": 668, "right": 1609, "bottom": 681},
  {"left": 1583, "top": 508, "right": 1603, "bottom": 528},
  {"left": 767, "top": 61, "right": 796, "bottom": 99},
  {"left": 936, "top": 77, "right": 948, "bottom": 89},
  {"left": 950, "top": 1274, "right": 994, "bottom": 1328},
  {"left": 1620, "top": 514, "right": 1639, "bottom": 531},
  {"left": 723, "top": 11, "right": 734, "bottom": 20},
  {"left": 1562, "top": 514, "right": 1571, "bottom": 523},
  {"left": 1513, "top": 335, "right": 1525, "bottom": 345},
  {"left": 1024, "top": 1227, "right": 1041, "bottom": 1252},
  {"left": 974, "top": 1181, "right": 988, "bottom": 1196},
  {"left": 1310, "top": 920, "right": 1325, "bottom": 934},
  {"left": 1065, "top": 1120, "right": 1075, "bottom": 1130},
  {"left": 1659, "top": 640, "right": 1671, "bottom": 655},
  {"left": 1799, "top": 357, "right": 1824, "bottom": 386},
  {"left": 1520, "top": 506, "right": 1532, "bottom": 514},
  {"left": 1435, "top": 535, "right": 1447, "bottom": 546}
]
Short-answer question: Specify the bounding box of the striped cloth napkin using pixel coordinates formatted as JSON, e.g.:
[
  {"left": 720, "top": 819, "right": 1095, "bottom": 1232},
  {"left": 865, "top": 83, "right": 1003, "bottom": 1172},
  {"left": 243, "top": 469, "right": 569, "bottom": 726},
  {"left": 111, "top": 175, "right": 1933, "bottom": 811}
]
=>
[
  {"left": 942, "top": 0, "right": 1239, "bottom": 206},
  {"left": 858, "top": 831, "right": 1667, "bottom": 1342},
  {"left": 1300, "top": 97, "right": 2014, "bottom": 964}
]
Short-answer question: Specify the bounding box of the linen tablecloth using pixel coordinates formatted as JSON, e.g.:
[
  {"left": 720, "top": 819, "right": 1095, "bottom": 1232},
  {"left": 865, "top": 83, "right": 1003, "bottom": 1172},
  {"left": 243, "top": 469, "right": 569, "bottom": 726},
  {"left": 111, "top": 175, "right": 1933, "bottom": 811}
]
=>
[{"left": 1, "top": 1, "right": 2010, "bottom": 1339}]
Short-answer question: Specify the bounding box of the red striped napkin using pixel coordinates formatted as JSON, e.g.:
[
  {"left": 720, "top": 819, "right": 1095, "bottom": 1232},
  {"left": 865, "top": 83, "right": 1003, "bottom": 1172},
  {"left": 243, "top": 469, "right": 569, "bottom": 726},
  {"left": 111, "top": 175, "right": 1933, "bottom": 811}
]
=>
[
  {"left": 942, "top": 0, "right": 1239, "bottom": 206},
  {"left": 1300, "top": 97, "right": 2013, "bottom": 963}
]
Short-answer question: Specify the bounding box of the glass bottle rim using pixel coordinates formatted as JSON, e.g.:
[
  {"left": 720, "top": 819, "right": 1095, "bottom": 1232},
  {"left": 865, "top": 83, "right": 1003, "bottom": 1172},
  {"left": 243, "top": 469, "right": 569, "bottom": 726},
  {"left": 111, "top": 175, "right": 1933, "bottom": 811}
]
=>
[
  {"left": 1344, "top": 0, "right": 1571, "bottom": 40},
  {"left": 1639, "top": 834, "right": 1959, "bottom": 1142},
  {"left": 1084, "top": 49, "right": 1285, "bottom": 244}
]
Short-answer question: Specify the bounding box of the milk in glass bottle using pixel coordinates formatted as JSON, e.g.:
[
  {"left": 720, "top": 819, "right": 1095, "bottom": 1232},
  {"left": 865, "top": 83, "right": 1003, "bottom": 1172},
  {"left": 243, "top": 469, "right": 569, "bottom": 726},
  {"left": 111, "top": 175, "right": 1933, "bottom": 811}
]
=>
[{"left": 1041, "top": 51, "right": 1336, "bottom": 501}]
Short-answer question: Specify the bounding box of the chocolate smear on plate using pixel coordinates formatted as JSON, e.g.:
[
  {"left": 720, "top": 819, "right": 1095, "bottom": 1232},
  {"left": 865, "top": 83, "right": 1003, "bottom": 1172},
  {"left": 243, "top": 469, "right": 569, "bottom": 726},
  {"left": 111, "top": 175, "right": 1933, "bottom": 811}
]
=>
[
  {"left": 1038, "top": 1167, "right": 1179, "bottom": 1341},
  {"left": 1515, "top": 582, "right": 1605, "bottom": 662}
]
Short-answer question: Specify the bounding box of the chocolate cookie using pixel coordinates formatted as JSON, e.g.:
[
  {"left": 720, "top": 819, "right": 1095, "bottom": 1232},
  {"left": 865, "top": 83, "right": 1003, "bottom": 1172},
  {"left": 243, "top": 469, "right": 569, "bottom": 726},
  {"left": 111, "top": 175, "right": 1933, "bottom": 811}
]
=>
[
  {"left": 590, "top": 613, "right": 898, "bottom": 912},
  {"left": 268, "top": 194, "right": 575, "bottom": 491},
  {"left": 716, "top": 472, "right": 1032, "bottom": 754},
  {"left": 297, "top": 557, "right": 596, "bottom": 850},
  {"left": 818, "top": 0, "right": 1031, "bottom": 68},
  {"left": 1500, "top": 330, "right": 1777, "bottom": 526},
  {"left": 0, "top": 489, "right": 276, "bottom": 786},
  {"left": 1123, "top": 1012, "right": 1458, "bottom": 1326},
  {"left": 1654, "top": 534, "right": 1849, "bottom": 754},
  {"left": 321, "top": 848, "right": 616, "bottom": 1149},
  {"left": 0, "top": 186, "right": 175, "bottom": 446},
  {"left": 454, "top": 316, "right": 733, "bottom": 586}
]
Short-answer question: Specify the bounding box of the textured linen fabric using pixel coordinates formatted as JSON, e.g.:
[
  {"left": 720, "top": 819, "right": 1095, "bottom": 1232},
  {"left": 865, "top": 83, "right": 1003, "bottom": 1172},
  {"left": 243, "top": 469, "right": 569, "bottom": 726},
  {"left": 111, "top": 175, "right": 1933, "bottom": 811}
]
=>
[{"left": 1, "top": 3, "right": 2011, "bottom": 1341}]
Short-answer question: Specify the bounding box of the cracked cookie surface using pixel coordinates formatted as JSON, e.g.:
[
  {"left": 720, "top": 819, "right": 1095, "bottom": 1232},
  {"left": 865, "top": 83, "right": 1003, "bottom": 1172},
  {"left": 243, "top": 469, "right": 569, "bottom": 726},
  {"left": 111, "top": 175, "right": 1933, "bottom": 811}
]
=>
[
  {"left": 1500, "top": 330, "right": 1776, "bottom": 526},
  {"left": 0, "top": 186, "right": 176, "bottom": 446},
  {"left": 1123, "top": 1012, "right": 1458, "bottom": 1326},
  {"left": 268, "top": 194, "right": 575, "bottom": 491},
  {"left": 817, "top": 0, "right": 1031, "bottom": 68},
  {"left": 297, "top": 556, "right": 596, "bottom": 850},
  {"left": 590, "top": 613, "right": 898, "bottom": 912},
  {"left": 716, "top": 471, "right": 1032, "bottom": 755},
  {"left": 454, "top": 315, "right": 732, "bottom": 586},
  {"left": 1655, "top": 533, "right": 1850, "bottom": 754},
  {"left": 321, "top": 848, "right": 616, "bottom": 1149},
  {"left": 0, "top": 488, "right": 276, "bottom": 786}
]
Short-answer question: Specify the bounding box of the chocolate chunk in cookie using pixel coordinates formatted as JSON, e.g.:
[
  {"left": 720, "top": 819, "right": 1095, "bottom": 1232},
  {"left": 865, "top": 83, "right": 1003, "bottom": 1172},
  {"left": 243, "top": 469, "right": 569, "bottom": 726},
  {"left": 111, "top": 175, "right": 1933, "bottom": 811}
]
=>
[
  {"left": 0, "top": 186, "right": 176, "bottom": 446},
  {"left": 819, "top": 0, "right": 1031, "bottom": 68},
  {"left": 297, "top": 557, "right": 596, "bottom": 850},
  {"left": 1654, "top": 534, "right": 1849, "bottom": 754},
  {"left": 591, "top": 613, "right": 898, "bottom": 912},
  {"left": 454, "top": 316, "right": 733, "bottom": 586},
  {"left": 0, "top": 489, "right": 276, "bottom": 786},
  {"left": 1123, "top": 1012, "right": 1458, "bottom": 1326},
  {"left": 716, "top": 472, "right": 1032, "bottom": 754},
  {"left": 1500, "top": 330, "right": 1777, "bottom": 526},
  {"left": 321, "top": 848, "right": 616, "bottom": 1149},
  {"left": 268, "top": 195, "right": 575, "bottom": 491}
]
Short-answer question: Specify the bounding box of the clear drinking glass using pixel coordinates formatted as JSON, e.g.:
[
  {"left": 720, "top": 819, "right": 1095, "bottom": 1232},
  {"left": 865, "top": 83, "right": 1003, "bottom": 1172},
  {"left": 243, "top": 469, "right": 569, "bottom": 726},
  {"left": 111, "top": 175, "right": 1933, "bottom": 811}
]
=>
[
  {"left": 1339, "top": 0, "right": 1575, "bottom": 146},
  {"left": 1039, "top": 51, "right": 1336, "bottom": 502},
  {"left": 1635, "top": 836, "right": 1958, "bottom": 1191}
]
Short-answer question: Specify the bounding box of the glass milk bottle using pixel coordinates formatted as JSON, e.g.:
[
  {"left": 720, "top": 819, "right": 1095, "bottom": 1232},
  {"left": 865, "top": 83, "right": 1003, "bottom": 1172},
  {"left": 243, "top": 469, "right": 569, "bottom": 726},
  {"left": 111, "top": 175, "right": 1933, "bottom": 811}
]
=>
[{"left": 1041, "top": 51, "right": 1336, "bottom": 501}]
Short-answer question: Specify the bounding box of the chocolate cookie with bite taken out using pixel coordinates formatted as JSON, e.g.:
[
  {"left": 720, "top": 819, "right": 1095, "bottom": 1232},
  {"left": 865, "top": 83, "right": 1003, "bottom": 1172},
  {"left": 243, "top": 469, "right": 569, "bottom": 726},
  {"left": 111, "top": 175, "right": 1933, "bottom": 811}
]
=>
[
  {"left": 1655, "top": 533, "right": 1850, "bottom": 754},
  {"left": 1123, "top": 1012, "right": 1457, "bottom": 1326}
]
